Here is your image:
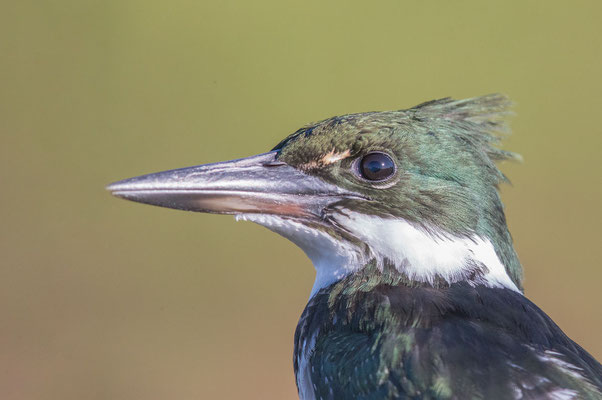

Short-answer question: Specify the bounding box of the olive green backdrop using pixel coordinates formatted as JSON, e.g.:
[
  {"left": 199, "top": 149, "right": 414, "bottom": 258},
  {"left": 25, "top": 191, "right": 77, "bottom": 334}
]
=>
[{"left": 1, "top": 1, "right": 601, "bottom": 399}]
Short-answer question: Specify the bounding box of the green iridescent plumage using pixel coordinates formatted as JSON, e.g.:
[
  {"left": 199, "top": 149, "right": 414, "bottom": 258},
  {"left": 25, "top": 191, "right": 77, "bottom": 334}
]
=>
[
  {"left": 275, "top": 94, "right": 523, "bottom": 289},
  {"left": 281, "top": 95, "right": 601, "bottom": 399},
  {"left": 295, "top": 264, "right": 602, "bottom": 399}
]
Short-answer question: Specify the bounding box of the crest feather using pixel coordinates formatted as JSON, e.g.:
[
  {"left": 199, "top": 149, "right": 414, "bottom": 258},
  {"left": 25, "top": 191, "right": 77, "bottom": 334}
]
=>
[{"left": 414, "top": 94, "right": 522, "bottom": 176}]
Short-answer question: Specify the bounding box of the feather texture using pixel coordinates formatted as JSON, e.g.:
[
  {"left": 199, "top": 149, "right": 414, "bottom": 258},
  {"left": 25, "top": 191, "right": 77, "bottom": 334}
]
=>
[{"left": 295, "top": 268, "right": 602, "bottom": 399}]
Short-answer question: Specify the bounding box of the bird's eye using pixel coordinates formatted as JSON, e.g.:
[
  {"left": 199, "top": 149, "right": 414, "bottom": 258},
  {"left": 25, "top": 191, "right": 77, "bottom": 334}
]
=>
[{"left": 359, "top": 152, "right": 395, "bottom": 181}]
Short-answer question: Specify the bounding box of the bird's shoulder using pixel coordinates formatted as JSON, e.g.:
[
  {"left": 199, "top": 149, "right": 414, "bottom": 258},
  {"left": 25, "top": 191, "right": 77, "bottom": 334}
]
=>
[{"left": 294, "top": 281, "right": 602, "bottom": 400}]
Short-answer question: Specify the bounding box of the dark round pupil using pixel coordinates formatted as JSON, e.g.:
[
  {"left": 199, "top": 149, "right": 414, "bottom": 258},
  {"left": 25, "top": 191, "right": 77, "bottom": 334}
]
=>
[{"left": 360, "top": 153, "right": 395, "bottom": 181}]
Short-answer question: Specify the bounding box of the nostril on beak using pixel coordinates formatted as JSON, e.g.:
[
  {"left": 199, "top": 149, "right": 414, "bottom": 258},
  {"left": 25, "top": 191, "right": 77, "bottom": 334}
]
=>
[{"left": 262, "top": 161, "right": 287, "bottom": 167}]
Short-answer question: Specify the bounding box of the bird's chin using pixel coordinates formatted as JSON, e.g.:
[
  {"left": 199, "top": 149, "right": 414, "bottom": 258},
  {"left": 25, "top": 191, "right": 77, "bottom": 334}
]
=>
[{"left": 234, "top": 212, "right": 332, "bottom": 230}]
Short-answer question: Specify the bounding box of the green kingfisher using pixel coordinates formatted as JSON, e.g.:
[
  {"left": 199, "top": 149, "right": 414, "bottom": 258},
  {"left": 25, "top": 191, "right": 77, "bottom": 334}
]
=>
[{"left": 108, "top": 94, "right": 602, "bottom": 399}]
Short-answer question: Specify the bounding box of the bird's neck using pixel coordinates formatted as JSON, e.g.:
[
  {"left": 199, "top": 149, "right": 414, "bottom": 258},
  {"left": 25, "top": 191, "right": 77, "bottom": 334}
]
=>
[
  {"left": 313, "top": 211, "right": 521, "bottom": 296},
  {"left": 237, "top": 210, "right": 522, "bottom": 298},
  {"left": 297, "top": 265, "right": 525, "bottom": 343}
]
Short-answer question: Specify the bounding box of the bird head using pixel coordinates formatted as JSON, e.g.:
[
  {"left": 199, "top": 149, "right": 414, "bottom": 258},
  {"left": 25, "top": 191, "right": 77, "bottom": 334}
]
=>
[{"left": 108, "top": 94, "right": 522, "bottom": 296}]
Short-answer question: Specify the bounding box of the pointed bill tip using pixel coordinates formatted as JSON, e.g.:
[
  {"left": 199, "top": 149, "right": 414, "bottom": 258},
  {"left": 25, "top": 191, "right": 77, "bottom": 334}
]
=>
[{"left": 105, "top": 179, "right": 130, "bottom": 197}]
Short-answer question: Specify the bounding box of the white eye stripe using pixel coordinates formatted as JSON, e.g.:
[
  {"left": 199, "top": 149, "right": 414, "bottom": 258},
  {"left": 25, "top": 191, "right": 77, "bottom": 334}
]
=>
[{"left": 297, "top": 149, "right": 352, "bottom": 171}]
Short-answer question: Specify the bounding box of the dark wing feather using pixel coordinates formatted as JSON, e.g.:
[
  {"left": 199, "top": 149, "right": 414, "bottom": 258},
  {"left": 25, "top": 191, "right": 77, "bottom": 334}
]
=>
[
  {"left": 299, "top": 284, "right": 602, "bottom": 400},
  {"left": 309, "top": 321, "right": 602, "bottom": 400}
]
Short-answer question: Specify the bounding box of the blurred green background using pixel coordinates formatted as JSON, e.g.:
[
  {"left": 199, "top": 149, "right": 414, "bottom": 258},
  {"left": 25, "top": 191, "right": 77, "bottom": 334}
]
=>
[{"left": 1, "top": 1, "right": 601, "bottom": 399}]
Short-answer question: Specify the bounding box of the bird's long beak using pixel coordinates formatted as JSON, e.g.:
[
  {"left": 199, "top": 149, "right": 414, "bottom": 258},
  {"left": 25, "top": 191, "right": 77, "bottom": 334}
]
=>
[{"left": 107, "top": 151, "right": 362, "bottom": 219}]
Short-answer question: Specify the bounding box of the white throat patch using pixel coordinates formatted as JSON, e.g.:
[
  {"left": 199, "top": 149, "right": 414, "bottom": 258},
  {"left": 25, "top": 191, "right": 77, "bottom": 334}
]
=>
[
  {"left": 236, "top": 211, "right": 519, "bottom": 297},
  {"left": 235, "top": 213, "right": 363, "bottom": 297},
  {"left": 333, "top": 212, "right": 520, "bottom": 292}
]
